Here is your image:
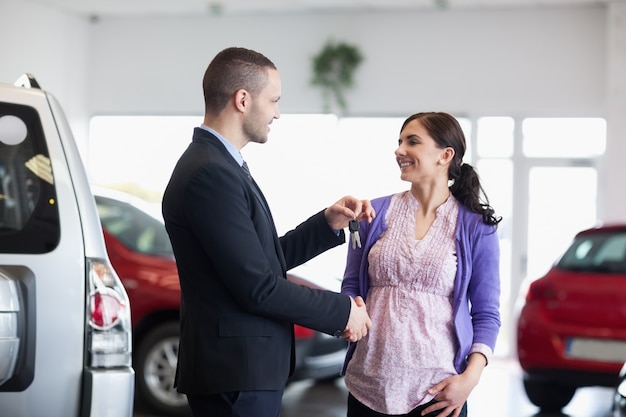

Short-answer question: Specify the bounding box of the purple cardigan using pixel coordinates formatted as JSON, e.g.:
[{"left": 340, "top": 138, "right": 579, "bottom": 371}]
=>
[{"left": 341, "top": 194, "right": 501, "bottom": 374}]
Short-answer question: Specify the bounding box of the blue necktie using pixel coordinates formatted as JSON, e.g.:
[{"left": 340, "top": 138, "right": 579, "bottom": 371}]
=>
[{"left": 241, "top": 161, "right": 251, "bottom": 179}]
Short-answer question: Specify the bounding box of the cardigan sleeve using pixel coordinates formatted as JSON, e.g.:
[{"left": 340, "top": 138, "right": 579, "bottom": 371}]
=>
[{"left": 467, "top": 221, "right": 502, "bottom": 352}]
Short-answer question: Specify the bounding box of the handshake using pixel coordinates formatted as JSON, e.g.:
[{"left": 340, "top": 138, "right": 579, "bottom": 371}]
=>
[{"left": 343, "top": 296, "right": 373, "bottom": 342}]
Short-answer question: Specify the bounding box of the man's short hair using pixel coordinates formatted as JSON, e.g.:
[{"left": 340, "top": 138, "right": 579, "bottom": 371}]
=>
[{"left": 202, "top": 47, "right": 277, "bottom": 116}]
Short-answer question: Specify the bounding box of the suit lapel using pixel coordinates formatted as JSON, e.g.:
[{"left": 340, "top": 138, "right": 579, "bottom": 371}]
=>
[{"left": 247, "top": 177, "right": 287, "bottom": 274}]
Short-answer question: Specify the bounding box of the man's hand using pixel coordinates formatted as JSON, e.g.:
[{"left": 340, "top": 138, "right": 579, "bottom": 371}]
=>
[
  {"left": 324, "top": 196, "right": 375, "bottom": 231},
  {"left": 343, "top": 296, "right": 372, "bottom": 342}
]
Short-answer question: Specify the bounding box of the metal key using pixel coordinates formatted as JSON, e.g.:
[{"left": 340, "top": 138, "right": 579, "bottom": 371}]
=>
[{"left": 349, "top": 219, "right": 362, "bottom": 249}]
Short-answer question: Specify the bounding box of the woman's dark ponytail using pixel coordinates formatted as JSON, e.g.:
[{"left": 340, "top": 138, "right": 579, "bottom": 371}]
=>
[{"left": 450, "top": 163, "right": 501, "bottom": 226}]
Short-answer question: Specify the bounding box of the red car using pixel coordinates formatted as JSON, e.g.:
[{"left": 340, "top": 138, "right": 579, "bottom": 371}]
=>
[
  {"left": 516, "top": 224, "right": 626, "bottom": 412},
  {"left": 94, "top": 188, "right": 347, "bottom": 416}
]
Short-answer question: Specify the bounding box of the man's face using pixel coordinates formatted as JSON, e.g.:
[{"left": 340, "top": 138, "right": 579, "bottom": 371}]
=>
[{"left": 243, "top": 68, "right": 282, "bottom": 144}]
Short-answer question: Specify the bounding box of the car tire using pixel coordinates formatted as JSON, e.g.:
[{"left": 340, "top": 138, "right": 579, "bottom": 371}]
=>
[
  {"left": 315, "top": 374, "right": 342, "bottom": 384},
  {"left": 523, "top": 378, "right": 576, "bottom": 412},
  {"left": 135, "top": 321, "right": 190, "bottom": 416}
]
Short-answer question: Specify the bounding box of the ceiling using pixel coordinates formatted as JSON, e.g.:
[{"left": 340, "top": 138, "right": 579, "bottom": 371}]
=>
[{"left": 25, "top": 0, "right": 611, "bottom": 18}]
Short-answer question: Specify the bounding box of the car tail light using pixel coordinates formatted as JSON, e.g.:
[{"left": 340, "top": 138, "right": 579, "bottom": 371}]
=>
[
  {"left": 86, "top": 258, "right": 132, "bottom": 368},
  {"left": 90, "top": 290, "right": 122, "bottom": 329},
  {"left": 525, "top": 280, "right": 558, "bottom": 302},
  {"left": 294, "top": 324, "right": 315, "bottom": 340}
]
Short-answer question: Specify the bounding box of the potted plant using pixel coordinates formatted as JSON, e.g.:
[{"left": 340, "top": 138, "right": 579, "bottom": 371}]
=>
[{"left": 311, "top": 40, "right": 364, "bottom": 114}]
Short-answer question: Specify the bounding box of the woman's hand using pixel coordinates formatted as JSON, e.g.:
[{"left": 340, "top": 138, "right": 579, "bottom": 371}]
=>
[{"left": 421, "top": 353, "right": 487, "bottom": 416}]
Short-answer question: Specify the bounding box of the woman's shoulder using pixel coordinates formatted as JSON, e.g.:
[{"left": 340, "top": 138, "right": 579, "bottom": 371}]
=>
[
  {"left": 371, "top": 191, "right": 405, "bottom": 208},
  {"left": 457, "top": 204, "right": 498, "bottom": 234}
]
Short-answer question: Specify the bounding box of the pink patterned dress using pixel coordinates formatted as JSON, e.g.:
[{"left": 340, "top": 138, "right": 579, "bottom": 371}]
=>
[{"left": 344, "top": 191, "right": 460, "bottom": 414}]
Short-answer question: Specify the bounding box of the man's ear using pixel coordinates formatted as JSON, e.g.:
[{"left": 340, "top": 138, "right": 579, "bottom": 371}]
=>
[{"left": 234, "top": 89, "right": 249, "bottom": 113}]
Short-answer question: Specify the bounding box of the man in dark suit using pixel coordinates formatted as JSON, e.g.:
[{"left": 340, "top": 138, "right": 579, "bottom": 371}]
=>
[{"left": 162, "top": 47, "right": 374, "bottom": 417}]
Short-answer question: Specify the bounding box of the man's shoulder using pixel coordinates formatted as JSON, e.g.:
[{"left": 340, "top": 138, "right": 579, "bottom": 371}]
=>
[{"left": 191, "top": 128, "right": 222, "bottom": 150}]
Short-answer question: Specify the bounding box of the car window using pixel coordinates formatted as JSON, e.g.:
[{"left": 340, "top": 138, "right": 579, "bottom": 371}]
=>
[
  {"left": 557, "top": 231, "right": 626, "bottom": 273},
  {"left": 95, "top": 195, "right": 173, "bottom": 257},
  {"left": 0, "top": 102, "right": 60, "bottom": 253}
]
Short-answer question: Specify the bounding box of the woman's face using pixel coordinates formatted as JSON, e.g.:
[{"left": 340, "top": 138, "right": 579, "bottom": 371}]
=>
[{"left": 395, "top": 119, "right": 449, "bottom": 184}]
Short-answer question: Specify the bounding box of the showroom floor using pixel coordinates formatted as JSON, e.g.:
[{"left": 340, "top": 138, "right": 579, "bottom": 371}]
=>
[{"left": 134, "top": 358, "right": 616, "bottom": 417}]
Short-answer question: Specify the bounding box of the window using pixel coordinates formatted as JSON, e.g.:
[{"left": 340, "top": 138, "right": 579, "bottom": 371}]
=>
[
  {"left": 558, "top": 231, "right": 626, "bottom": 273},
  {"left": 95, "top": 195, "right": 173, "bottom": 257},
  {"left": 477, "top": 117, "right": 514, "bottom": 158},
  {"left": 88, "top": 115, "right": 201, "bottom": 195},
  {"left": 0, "top": 103, "right": 60, "bottom": 253},
  {"left": 523, "top": 118, "right": 606, "bottom": 158}
]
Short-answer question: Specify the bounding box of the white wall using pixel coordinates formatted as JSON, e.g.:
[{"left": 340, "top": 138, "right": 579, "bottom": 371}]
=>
[{"left": 85, "top": 7, "right": 606, "bottom": 116}]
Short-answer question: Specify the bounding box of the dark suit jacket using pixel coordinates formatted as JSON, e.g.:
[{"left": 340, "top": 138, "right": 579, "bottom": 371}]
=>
[{"left": 162, "top": 128, "right": 350, "bottom": 395}]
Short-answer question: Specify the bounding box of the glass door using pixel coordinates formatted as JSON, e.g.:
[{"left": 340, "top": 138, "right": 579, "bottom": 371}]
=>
[
  {"left": 526, "top": 164, "right": 598, "bottom": 281},
  {"left": 521, "top": 117, "right": 605, "bottom": 282}
]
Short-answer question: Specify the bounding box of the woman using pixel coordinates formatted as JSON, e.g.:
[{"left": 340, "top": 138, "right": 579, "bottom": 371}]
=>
[{"left": 341, "top": 112, "right": 502, "bottom": 417}]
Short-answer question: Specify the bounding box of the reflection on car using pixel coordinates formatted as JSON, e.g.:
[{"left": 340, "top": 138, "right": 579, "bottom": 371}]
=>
[
  {"left": 93, "top": 187, "right": 348, "bottom": 416},
  {"left": 516, "top": 224, "right": 626, "bottom": 413}
]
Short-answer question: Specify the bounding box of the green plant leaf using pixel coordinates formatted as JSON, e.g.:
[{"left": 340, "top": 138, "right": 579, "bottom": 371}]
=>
[{"left": 311, "top": 40, "right": 364, "bottom": 114}]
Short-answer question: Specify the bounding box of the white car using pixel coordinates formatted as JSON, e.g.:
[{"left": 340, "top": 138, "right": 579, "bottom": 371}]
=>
[{"left": 0, "top": 75, "right": 134, "bottom": 417}]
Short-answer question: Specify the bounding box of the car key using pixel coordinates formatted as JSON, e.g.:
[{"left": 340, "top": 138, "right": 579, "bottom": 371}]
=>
[{"left": 349, "top": 219, "right": 362, "bottom": 249}]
